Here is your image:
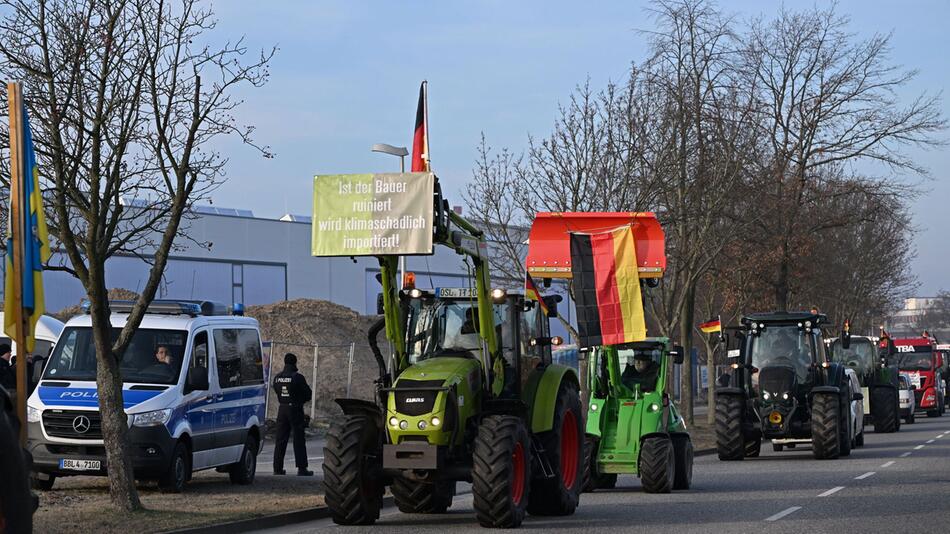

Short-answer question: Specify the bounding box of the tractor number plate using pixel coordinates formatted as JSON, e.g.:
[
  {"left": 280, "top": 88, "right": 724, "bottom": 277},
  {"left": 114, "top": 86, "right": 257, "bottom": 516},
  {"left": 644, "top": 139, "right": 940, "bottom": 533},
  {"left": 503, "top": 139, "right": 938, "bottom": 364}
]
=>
[{"left": 436, "top": 287, "right": 478, "bottom": 299}]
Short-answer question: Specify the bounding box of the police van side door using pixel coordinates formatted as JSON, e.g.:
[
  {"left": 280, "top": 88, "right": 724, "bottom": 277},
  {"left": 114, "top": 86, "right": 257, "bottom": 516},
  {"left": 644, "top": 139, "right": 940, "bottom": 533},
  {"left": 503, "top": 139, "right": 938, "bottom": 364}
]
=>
[
  {"left": 185, "top": 330, "right": 217, "bottom": 469},
  {"left": 211, "top": 328, "right": 248, "bottom": 465}
]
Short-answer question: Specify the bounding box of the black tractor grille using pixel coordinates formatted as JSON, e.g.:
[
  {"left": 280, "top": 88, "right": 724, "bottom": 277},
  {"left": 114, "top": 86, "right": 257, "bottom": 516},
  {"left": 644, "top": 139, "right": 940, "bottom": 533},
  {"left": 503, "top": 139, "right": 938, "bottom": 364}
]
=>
[
  {"left": 43, "top": 409, "right": 103, "bottom": 439},
  {"left": 759, "top": 366, "right": 797, "bottom": 398},
  {"left": 393, "top": 379, "right": 444, "bottom": 416}
]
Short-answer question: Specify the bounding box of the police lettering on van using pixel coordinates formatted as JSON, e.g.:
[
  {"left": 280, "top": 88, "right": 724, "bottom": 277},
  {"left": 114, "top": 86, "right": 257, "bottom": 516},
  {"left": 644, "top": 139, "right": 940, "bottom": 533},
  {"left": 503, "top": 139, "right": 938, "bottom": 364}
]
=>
[{"left": 25, "top": 300, "right": 267, "bottom": 493}]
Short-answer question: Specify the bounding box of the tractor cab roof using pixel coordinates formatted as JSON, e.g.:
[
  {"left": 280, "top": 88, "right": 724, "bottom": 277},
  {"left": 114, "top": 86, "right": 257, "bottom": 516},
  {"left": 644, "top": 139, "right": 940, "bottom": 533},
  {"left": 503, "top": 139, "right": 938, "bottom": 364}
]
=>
[{"left": 741, "top": 311, "right": 828, "bottom": 327}]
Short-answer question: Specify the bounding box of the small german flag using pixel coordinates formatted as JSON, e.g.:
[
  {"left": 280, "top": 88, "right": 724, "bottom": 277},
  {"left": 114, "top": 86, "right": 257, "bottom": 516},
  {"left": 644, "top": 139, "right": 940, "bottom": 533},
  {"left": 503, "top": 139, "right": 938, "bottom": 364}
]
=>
[
  {"left": 524, "top": 273, "right": 549, "bottom": 316},
  {"left": 570, "top": 225, "right": 646, "bottom": 347},
  {"left": 699, "top": 317, "right": 721, "bottom": 334}
]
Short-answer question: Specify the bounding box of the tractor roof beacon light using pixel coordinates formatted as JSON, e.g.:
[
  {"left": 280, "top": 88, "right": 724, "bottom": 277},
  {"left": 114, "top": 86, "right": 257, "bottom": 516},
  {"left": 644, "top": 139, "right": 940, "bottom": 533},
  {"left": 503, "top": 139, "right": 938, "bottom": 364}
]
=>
[{"left": 403, "top": 271, "right": 417, "bottom": 290}]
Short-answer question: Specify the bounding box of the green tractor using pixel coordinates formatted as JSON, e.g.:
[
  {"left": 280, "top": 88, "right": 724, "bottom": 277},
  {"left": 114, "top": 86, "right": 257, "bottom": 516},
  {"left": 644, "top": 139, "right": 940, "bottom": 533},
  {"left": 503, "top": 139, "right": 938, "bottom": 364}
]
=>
[
  {"left": 583, "top": 339, "right": 693, "bottom": 493},
  {"left": 828, "top": 333, "right": 901, "bottom": 433},
  {"left": 319, "top": 175, "right": 584, "bottom": 528}
]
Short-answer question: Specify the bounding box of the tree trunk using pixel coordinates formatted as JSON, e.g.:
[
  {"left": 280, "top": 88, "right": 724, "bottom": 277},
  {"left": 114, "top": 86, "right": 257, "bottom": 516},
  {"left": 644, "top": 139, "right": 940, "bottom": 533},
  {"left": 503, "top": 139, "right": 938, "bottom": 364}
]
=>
[
  {"left": 774, "top": 239, "right": 791, "bottom": 311},
  {"left": 89, "top": 269, "right": 142, "bottom": 511},
  {"left": 678, "top": 283, "right": 696, "bottom": 425}
]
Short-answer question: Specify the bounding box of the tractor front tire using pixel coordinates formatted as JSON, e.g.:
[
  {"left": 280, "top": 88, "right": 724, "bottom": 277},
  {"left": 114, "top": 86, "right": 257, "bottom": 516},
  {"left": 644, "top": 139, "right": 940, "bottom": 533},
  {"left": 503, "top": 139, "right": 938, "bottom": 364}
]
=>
[
  {"left": 838, "top": 393, "right": 852, "bottom": 457},
  {"left": 871, "top": 387, "right": 899, "bottom": 433},
  {"left": 671, "top": 434, "right": 693, "bottom": 490},
  {"left": 323, "top": 415, "right": 384, "bottom": 525},
  {"left": 715, "top": 395, "right": 745, "bottom": 461},
  {"left": 472, "top": 415, "right": 531, "bottom": 528},
  {"left": 639, "top": 436, "right": 675, "bottom": 494},
  {"left": 811, "top": 393, "right": 841, "bottom": 460},
  {"left": 392, "top": 478, "right": 455, "bottom": 514},
  {"left": 583, "top": 436, "right": 617, "bottom": 492},
  {"left": 527, "top": 381, "right": 583, "bottom": 516}
]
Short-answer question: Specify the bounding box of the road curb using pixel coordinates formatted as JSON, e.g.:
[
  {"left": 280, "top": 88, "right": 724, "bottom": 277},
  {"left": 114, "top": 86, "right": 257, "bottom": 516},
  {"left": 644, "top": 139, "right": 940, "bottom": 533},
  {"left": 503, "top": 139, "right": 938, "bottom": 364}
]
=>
[{"left": 163, "top": 496, "right": 395, "bottom": 534}]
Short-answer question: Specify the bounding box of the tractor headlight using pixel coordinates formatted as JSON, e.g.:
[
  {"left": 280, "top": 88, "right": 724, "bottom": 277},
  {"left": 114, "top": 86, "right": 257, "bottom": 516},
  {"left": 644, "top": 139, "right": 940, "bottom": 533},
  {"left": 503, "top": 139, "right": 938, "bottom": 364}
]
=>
[
  {"left": 399, "top": 420, "right": 408, "bottom": 430},
  {"left": 417, "top": 420, "right": 428, "bottom": 430},
  {"left": 649, "top": 403, "right": 659, "bottom": 412},
  {"left": 431, "top": 417, "right": 441, "bottom": 427},
  {"left": 389, "top": 417, "right": 399, "bottom": 427},
  {"left": 491, "top": 288, "right": 507, "bottom": 300},
  {"left": 590, "top": 404, "right": 598, "bottom": 411},
  {"left": 782, "top": 392, "right": 790, "bottom": 400},
  {"left": 763, "top": 391, "right": 771, "bottom": 401}
]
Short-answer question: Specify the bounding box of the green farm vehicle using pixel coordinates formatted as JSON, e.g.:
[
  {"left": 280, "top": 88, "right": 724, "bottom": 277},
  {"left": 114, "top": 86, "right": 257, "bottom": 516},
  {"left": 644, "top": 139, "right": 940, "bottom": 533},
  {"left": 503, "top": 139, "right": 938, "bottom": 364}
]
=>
[
  {"left": 524, "top": 212, "right": 692, "bottom": 493},
  {"left": 318, "top": 175, "right": 584, "bottom": 528},
  {"left": 828, "top": 334, "right": 901, "bottom": 433},
  {"left": 583, "top": 339, "right": 692, "bottom": 492}
]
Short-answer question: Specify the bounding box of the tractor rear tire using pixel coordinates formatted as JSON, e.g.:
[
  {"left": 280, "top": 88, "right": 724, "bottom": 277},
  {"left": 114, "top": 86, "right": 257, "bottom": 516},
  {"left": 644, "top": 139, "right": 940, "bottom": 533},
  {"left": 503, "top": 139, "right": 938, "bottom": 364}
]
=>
[
  {"left": 744, "top": 438, "right": 761, "bottom": 458},
  {"left": 472, "top": 415, "right": 531, "bottom": 528},
  {"left": 582, "top": 436, "right": 617, "bottom": 492},
  {"left": 811, "top": 393, "right": 841, "bottom": 460},
  {"left": 323, "top": 415, "right": 384, "bottom": 525},
  {"left": 671, "top": 434, "right": 693, "bottom": 490},
  {"left": 392, "top": 478, "right": 455, "bottom": 514},
  {"left": 715, "top": 395, "right": 745, "bottom": 461},
  {"left": 838, "top": 393, "right": 852, "bottom": 458},
  {"left": 639, "top": 436, "right": 674, "bottom": 494},
  {"left": 528, "top": 381, "right": 583, "bottom": 516},
  {"left": 871, "top": 387, "right": 899, "bottom": 433}
]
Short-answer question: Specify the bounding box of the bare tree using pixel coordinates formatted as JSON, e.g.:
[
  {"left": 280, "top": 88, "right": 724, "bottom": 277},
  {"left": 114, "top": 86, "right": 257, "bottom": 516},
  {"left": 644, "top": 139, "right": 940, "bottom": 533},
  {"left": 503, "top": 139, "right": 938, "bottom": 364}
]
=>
[{"left": 0, "top": 0, "right": 273, "bottom": 510}]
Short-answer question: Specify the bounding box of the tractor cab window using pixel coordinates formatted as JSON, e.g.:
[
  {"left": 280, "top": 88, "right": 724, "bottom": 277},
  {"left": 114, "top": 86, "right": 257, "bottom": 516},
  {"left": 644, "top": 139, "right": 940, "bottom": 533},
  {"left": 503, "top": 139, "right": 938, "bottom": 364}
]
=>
[
  {"left": 618, "top": 344, "right": 663, "bottom": 393},
  {"left": 829, "top": 338, "right": 875, "bottom": 376},
  {"left": 749, "top": 325, "right": 814, "bottom": 383},
  {"left": 406, "top": 299, "right": 514, "bottom": 364}
]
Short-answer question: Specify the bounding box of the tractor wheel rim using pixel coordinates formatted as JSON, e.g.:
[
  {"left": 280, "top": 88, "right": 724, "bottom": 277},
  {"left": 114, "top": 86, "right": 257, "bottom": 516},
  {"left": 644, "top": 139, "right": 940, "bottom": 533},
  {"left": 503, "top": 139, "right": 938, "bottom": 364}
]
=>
[
  {"left": 560, "top": 410, "right": 579, "bottom": 488},
  {"left": 512, "top": 442, "right": 526, "bottom": 505}
]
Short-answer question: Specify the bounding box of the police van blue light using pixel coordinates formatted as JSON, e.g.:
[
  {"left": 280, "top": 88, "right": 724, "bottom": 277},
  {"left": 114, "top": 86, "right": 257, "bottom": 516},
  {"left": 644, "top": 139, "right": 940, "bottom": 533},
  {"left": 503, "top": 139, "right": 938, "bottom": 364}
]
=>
[{"left": 26, "top": 300, "right": 267, "bottom": 492}]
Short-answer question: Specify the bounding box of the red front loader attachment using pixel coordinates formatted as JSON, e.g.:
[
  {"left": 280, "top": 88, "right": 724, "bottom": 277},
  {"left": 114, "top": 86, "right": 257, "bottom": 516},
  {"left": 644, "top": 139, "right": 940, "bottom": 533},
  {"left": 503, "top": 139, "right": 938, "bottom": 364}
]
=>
[{"left": 526, "top": 212, "right": 666, "bottom": 279}]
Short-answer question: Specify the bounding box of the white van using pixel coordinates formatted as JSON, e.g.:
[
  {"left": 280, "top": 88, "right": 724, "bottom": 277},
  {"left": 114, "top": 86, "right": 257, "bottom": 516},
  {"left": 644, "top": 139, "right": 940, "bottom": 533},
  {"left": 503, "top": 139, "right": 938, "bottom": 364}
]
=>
[
  {"left": 25, "top": 300, "right": 267, "bottom": 492},
  {"left": 0, "top": 313, "right": 64, "bottom": 390}
]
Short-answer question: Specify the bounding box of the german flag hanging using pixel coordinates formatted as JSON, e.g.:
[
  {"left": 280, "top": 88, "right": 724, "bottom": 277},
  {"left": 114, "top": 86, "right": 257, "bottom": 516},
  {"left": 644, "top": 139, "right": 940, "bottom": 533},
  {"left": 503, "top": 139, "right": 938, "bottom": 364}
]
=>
[
  {"left": 524, "top": 272, "right": 550, "bottom": 316},
  {"left": 570, "top": 225, "right": 646, "bottom": 347}
]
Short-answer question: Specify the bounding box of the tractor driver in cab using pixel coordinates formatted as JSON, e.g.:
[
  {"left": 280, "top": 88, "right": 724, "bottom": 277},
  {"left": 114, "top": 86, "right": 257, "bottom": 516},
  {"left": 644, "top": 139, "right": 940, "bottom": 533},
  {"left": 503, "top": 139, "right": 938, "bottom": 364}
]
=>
[{"left": 622, "top": 351, "right": 660, "bottom": 392}]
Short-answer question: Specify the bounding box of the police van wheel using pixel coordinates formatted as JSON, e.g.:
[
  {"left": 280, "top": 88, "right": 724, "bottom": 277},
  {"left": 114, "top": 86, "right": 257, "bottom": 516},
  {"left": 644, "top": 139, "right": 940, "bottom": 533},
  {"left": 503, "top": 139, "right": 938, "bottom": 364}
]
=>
[
  {"left": 30, "top": 473, "right": 55, "bottom": 491},
  {"left": 229, "top": 437, "right": 258, "bottom": 485},
  {"left": 159, "top": 442, "right": 190, "bottom": 493}
]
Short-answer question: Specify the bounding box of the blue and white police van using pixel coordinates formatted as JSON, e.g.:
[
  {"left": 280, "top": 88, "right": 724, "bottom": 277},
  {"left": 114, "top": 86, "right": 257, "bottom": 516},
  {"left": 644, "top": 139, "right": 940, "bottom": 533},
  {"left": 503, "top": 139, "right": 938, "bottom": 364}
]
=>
[{"left": 25, "top": 300, "right": 267, "bottom": 492}]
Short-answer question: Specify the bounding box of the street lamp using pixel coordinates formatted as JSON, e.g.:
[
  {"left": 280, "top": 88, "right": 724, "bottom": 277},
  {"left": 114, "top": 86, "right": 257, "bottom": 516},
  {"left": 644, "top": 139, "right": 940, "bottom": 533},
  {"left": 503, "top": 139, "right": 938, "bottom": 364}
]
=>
[
  {"left": 371, "top": 143, "right": 408, "bottom": 172},
  {"left": 371, "top": 143, "right": 410, "bottom": 288}
]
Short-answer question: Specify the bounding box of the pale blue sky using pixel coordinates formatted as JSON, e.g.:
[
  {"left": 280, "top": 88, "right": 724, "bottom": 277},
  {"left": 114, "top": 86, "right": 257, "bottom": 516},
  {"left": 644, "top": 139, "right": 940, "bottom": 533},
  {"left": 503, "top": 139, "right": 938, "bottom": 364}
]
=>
[{"left": 207, "top": 1, "right": 949, "bottom": 295}]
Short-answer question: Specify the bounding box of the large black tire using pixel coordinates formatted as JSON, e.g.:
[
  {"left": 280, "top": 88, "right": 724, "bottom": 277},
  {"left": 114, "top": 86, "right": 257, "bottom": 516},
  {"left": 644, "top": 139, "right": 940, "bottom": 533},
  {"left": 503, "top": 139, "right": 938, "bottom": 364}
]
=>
[
  {"left": 228, "top": 436, "right": 258, "bottom": 485},
  {"left": 472, "top": 415, "right": 531, "bottom": 528},
  {"left": 744, "top": 438, "right": 761, "bottom": 458},
  {"left": 159, "top": 442, "right": 190, "bottom": 493},
  {"left": 0, "top": 393, "right": 33, "bottom": 534},
  {"left": 323, "top": 415, "right": 384, "bottom": 525},
  {"left": 527, "top": 382, "right": 583, "bottom": 516},
  {"left": 582, "top": 436, "right": 617, "bottom": 492},
  {"left": 391, "top": 478, "right": 455, "bottom": 514},
  {"left": 871, "top": 387, "right": 899, "bottom": 433},
  {"left": 715, "top": 395, "right": 745, "bottom": 461},
  {"left": 838, "top": 393, "right": 852, "bottom": 457},
  {"left": 811, "top": 393, "right": 841, "bottom": 460},
  {"left": 639, "top": 436, "right": 674, "bottom": 494},
  {"left": 671, "top": 434, "right": 693, "bottom": 490}
]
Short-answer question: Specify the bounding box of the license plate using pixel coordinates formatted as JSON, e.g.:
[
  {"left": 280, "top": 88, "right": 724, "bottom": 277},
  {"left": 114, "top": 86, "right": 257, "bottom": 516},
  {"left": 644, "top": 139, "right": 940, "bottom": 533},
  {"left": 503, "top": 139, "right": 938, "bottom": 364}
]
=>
[
  {"left": 436, "top": 287, "right": 478, "bottom": 299},
  {"left": 59, "top": 458, "right": 101, "bottom": 471}
]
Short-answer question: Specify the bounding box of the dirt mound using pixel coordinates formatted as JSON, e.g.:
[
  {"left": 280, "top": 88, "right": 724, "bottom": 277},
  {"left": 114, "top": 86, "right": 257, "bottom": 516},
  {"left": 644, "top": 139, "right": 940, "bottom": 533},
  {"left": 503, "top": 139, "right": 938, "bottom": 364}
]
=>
[
  {"left": 245, "top": 299, "right": 385, "bottom": 423},
  {"left": 51, "top": 288, "right": 141, "bottom": 322}
]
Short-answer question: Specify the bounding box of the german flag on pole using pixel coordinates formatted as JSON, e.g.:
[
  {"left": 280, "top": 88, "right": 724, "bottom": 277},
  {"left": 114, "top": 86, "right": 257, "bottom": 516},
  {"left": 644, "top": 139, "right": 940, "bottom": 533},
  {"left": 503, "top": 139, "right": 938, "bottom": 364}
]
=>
[
  {"left": 524, "top": 272, "right": 550, "bottom": 316},
  {"left": 699, "top": 317, "right": 721, "bottom": 334},
  {"left": 411, "top": 81, "right": 430, "bottom": 172},
  {"left": 570, "top": 225, "right": 646, "bottom": 347}
]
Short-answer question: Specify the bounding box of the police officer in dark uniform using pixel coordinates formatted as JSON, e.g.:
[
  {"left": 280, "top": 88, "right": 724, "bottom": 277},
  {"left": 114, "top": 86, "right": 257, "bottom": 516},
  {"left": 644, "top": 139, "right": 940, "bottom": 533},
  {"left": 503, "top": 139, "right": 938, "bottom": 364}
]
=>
[{"left": 272, "top": 353, "right": 313, "bottom": 476}]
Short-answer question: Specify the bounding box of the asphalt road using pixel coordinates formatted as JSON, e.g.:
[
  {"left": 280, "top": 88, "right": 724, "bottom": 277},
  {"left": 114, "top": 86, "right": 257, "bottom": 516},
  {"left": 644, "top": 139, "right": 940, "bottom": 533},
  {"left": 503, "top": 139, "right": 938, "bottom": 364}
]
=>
[
  {"left": 256, "top": 435, "right": 325, "bottom": 476},
  {"left": 254, "top": 414, "right": 950, "bottom": 533}
]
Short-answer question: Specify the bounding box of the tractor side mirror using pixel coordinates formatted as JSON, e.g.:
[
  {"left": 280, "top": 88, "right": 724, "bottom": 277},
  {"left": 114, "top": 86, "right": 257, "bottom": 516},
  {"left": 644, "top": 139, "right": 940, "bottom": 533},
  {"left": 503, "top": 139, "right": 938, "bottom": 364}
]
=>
[
  {"left": 542, "top": 295, "right": 562, "bottom": 319},
  {"left": 841, "top": 329, "right": 851, "bottom": 350},
  {"left": 670, "top": 345, "right": 685, "bottom": 365},
  {"left": 530, "top": 336, "right": 563, "bottom": 347},
  {"left": 185, "top": 366, "right": 209, "bottom": 393},
  {"left": 376, "top": 293, "right": 384, "bottom": 315}
]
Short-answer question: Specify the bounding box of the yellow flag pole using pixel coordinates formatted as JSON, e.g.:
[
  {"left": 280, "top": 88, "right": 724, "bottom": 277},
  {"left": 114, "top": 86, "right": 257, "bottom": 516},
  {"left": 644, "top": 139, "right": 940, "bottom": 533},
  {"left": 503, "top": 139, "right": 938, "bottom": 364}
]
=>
[{"left": 7, "top": 81, "right": 28, "bottom": 445}]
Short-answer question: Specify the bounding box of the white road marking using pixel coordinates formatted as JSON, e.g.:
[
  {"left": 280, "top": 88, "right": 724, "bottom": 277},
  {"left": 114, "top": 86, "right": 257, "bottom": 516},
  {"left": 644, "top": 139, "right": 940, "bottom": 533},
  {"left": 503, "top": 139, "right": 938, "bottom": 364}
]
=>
[
  {"left": 926, "top": 439, "right": 935, "bottom": 444},
  {"left": 854, "top": 472, "right": 875, "bottom": 480},
  {"left": 901, "top": 452, "right": 912, "bottom": 457},
  {"left": 937, "top": 435, "right": 944, "bottom": 439},
  {"left": 818, "top": 486, "right": 845, "bottom": 497},
  {"left": 881, "top": 461, "right": 895, "bottom": 468},
  {"left": 914, "top": 445, "right": 925, "bottom": 450},
  {"left": 765, "top": 506, "right": 802, "bottom": 522}
]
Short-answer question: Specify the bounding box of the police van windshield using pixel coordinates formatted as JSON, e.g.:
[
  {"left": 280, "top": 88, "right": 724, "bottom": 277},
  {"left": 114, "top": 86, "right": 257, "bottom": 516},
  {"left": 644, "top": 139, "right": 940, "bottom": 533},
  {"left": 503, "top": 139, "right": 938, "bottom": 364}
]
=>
[
  {"left": 830, "top": 338, "right": 875, "bottom": 375},
  {"left": 749, "top": 325, "right": 814, "bottom": 381},
  {"left": 406, "top": 299, "right": 513, "bottom": 363},
  {"left": 43, "top": 327, "right": 188, "bottom": 385}
]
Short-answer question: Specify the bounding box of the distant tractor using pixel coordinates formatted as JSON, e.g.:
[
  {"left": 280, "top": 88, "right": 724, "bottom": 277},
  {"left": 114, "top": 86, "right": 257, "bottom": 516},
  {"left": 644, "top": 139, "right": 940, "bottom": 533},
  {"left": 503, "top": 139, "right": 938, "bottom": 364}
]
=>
[
  {"left": 828, "top": 335, "right": 901, "bottom": 433},
  {"left": 716, "top": 312, "right": 863, "bottom": 460}
]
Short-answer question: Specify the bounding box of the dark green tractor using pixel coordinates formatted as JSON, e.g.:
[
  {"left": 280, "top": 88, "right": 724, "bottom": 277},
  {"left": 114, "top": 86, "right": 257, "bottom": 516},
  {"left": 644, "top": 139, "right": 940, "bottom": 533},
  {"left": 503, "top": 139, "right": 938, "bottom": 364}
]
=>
[
  {"left": 583, "top": 338, "right": 692, "bottom": 493},
  {"left": 715, "top": 312, "right": 861, "bottom": 460},
  {"left": 828, "top": 335, "right": 901, "bottom": 433}
]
